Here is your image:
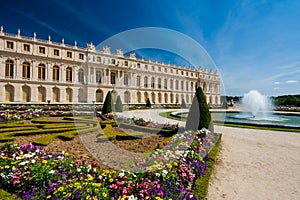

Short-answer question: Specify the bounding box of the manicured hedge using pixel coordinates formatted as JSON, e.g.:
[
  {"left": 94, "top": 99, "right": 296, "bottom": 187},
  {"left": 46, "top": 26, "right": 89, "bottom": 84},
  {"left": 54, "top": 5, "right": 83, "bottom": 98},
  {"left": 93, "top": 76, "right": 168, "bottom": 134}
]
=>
[
  {"left": 97, "top": 125, "right": 144, "bottom": 141},
  {"left": 118, "top": 122, "right": 178, "bottom": 136}
]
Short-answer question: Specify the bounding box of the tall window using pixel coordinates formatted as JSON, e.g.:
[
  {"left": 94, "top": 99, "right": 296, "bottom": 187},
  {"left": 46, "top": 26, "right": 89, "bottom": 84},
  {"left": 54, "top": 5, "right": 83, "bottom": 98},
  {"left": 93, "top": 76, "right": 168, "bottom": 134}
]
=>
[
  {"left": 66, "top": 88, "right": 73, "bottom": 102},
  {"left": 78, "top": 69, "right": 84, "bottom": 83},
  {"left": 186, "top": 82, "right": 189, "bottom": 91},
  {"left": 124, "top": 91, "right": 130, "bottom": 103},
  {"left": 158, "top": 78, "right": 161, "bottom": 89},
  {"left": 111, "top": 72, "right": 116, "bottom": 84},
  {"left": 22, "top": 62, "right": 30, "bottom": 79},
  {"left": 144, "top": 76, "right": 148, "bottom": 88},
  {"left": 96, "top": 71, "right": 102, "bottom": 83},
  {"left": 124, "top": 74, "right": 128, "bottom": 86},
  {"left": 164, "top": 79, "right": 167, "bottom": 89},
  {"left": 38, "top": 64, "right": 46, "bottom": 80},
  {"left": 5, "top": 60, "right": 14, "bottom": 78},
  {"left": 136, "top": 76, "right": 141, "bottom": 87},
  {"left": 176, "top": 80, "right": 179, "bottom": 90},
  {"left": 79, "top": 53, "right": 84, "bottom": 60},
  {"left": 151, "top": 77, "right": 155, "bottom": 88},
  {"left": 66, "top": 67, "right": 72, "bottom": 82},
  {"left": 67, "top": 51, "right": 72, "bottom": 58},
  {"left": 170, "top": 79, "right": 173, "bottom": 90},
  {"left": 53, "top": 66, "right": 60, "bottom": 81},
  {"left": 181, "top": 81, "right": 184, "bottom": 90}
]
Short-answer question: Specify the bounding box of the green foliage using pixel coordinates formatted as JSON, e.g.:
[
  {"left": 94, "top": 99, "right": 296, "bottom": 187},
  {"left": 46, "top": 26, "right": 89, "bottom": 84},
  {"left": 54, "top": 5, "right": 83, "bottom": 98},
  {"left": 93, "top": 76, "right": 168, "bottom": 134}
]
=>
[
  {"left": 185, "top": 87, "right": 212, "bottom": 131},
  {"left": 115, "top": 95, "right": 123, "bottom": 112},
  {"left": 181, "top": 98, "right": 187, "bottom": 108},
  {"left": 102, "top": 91, "right": 114, "bottom": 114},
  {"left": 97, "top": 125, "right": 143, "bottom": 141},
  {"left": 192, "top": 134, "right": 222, "bottom": 199},
  {"left": 0, "top": 189, "right": 16, "bottom": 200},
  {"left": 274, "top": 94, "right": 300, "bottom": 106},
  {"left": 146, "top": 98, "right": 151, "bottom": 108}
]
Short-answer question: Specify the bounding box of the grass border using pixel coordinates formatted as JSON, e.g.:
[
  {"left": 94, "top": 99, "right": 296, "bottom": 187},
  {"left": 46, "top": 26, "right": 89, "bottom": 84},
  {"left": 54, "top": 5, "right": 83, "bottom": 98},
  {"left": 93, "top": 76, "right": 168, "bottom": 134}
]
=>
[{"left": 191, "top": 133, "right": 222, "bottom": 199}]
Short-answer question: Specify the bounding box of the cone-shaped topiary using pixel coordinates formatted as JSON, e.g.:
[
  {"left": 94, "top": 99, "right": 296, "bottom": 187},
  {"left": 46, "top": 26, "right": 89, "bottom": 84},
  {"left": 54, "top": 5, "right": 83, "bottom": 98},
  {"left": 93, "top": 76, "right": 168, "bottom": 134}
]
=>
[
  {"left": 102, "top": 91, "right": 114, "bottom": 114},
  {"left": 115, "top": 95, "right": 123, "bottom": 112},
  {"left": 185, "top": 87, "right": 212, "bottom": 131},
  {"left": 146, "top": 98, "right": 151, "bottom": 108},
  {"left": 181, "top": 98, "right": 187, "bottom": 108}
]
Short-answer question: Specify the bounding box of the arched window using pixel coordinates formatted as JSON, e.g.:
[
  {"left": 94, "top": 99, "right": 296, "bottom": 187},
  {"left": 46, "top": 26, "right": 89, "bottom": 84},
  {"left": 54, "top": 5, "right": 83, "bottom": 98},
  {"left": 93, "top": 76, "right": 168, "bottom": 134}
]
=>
[
  {"left": 144, "top": 76, "right": 148, "bottom": 88},
  {"left": 175, "top": 80, "right": 179, "bottom": 90},
  {"left": 181, "top": 81, "right": 184, "bottom": 90},
  {"left": 151, "top": 77, "right": 155, "bottom": 88},
  {"left": 158, "top": 78, "right": 161, "bottom": 89},
  {"left": 38, "top": 86, "right": 46, "bottom": 102},
  {"left": 170, "top": 93, "right": 174, "bottom": 103},
  {"left": 170, "top": 79, "right": 173, "bottom": 90},
  {"left": 96, "top": 89, "right": 104, "bottom": 103},
  {"left": 111, "top": 90, "right": 118, "bottom": 102},
  {"left": 78, "top": 69, "right": 84, "bottom": 83},
  {"left": 158, "top": 93, "right": 162, "bottom": 103},
  {"left": 124, "top": 91, "right": 131, "bottom": 103},
  {"left": 136, "top": 76, "right": 141, "bottom": 87},
  {"left": 186, "top": 94, "right": 189, "bottom": 104},
  {"left": 52, "top": 87, "right": 60, "bottom": 102},
  {"left": 38, "top": 64, "right": 46, "bottom": 80},
  {"left": 164, "top": 79, "right": 168, "bottom": 89},
  {"left": 5, "top": 84, "right": 14, "bottom": 102},
  {"left": 96, "top": 71, "right": 102, "bottom": 83},
  {"left": 176, "top": 94, "right": 179, "bottom": 104},
  {"left": 22, "top": 85, "right": 31, "bottom": 102},
  {"left": 164, "top": 93, "right": 168, "bottom": 103},
  {"left": 53, "top": 66, "right": 59, "bottom": 81},
  {"left": 66, "top": 67, "right": 72, "bottom": 82},
  {"left": 5, "top": 59, "right": 14, "bottom": 78},
  {"left": 186, "top": 82, "right": 189, "bottom": 91},
  {"left": 151, "top": 92, "right": 155, "bottom": 103},
  {"left": 137, "top": 91, "right": 141, "bottom": 103},
  {"left": 144, "top": 92, "right": 149, "bottom": 103},
  {"left": 66, "top": 88, "right": 73, "bottom": 102},
  {"left": 124, "top": 73, "right": 128, "bottom": 86},
  {"left": 78, "top": 88, "right": 85, "bottom": 102},
  {"left": 191, "top": 82, "right": 194, "bottom": 91},
  {"left": 22, "top": 62, "right": 30, "bottom": 79},
  {"left": 111, "top": 72, "right": 116, "bottom": 84}
]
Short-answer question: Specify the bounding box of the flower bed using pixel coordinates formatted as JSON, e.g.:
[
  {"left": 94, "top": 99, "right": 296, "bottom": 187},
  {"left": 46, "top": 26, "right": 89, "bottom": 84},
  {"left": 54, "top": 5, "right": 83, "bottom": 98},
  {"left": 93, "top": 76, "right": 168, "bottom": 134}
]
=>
[{"left": 0, "top": 129, "right": 219, "bottom": 199}]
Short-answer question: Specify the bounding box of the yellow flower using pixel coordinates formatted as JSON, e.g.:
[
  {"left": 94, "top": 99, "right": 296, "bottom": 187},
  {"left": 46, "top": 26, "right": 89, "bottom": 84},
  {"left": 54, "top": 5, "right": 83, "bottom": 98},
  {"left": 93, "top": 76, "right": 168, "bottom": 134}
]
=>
[
  {"left": 88, "top": 175, "right": 94, "bottom": 181},
  {"left": 58, "top": 186, "right": 64, "bottom": 192},
  {"left": 109, "top": 178, "right": 114, "bottom": 182},
  {"left": 42, "top": 160, "right": 48, "bottom": 164},
  {"left": 4, "top": 165, "right": 10, "bottom": 169},
  {"left": 46, "top": 195, "right": 51, "bottom": 199},
  {"left": 173, "top": 161, "right": 178, "bottom": 166},
  {"left": 64, "top": 152, "right": 69, "bottom": 157},
  {"left": 167, "top": 163, "right": 172, "bottom": 169},
  {"left": 165, "top": 157, "right": 169, "bottom": 161},
  {"left": 67, "top": 193, "right": 71, "bottom": 197},
  {"left": 102, "top": 192, "right": 107, "bottom": 197}
]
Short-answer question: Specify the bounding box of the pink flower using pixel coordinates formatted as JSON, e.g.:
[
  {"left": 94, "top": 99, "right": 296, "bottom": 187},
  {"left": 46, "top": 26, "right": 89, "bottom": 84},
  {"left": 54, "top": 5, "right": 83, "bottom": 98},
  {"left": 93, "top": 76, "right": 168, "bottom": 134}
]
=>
[{"left": 12, "top": 179, "right": 20, "bottom": 185}]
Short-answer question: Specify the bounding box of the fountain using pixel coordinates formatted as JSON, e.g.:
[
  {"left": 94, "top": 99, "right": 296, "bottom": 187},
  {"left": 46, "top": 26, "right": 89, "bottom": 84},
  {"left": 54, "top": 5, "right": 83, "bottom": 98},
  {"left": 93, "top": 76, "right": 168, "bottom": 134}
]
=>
[{"left": 240, "top": 90, "right": 273, "bottom": 119}]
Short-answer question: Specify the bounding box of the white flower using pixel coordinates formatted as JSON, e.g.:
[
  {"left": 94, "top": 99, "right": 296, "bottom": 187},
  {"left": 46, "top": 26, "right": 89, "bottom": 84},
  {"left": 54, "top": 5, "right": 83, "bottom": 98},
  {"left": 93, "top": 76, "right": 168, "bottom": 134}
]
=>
[
  {"left": 119, "top": 171, "right": 125, "bottom": 178},
  {"left": 155, "top": 173, "right": 161, "bottom": 177},
  {"left": 48, "top": 170, "right": 55, "bottom": 174},
  {"left": 19, "top": 161, "right": 29, "bottom": 166},
  {"left": 128, "top": 195, "right": 137, "bottom": 200},
  {"left": 31, "top": 159, "right": 36, "bottom": 164},
  {"left": 77, "top": 168, "right": 81, "bottom": 172},
  {"left": 162, "top": 170, "right": 168, "bottom": 177}
]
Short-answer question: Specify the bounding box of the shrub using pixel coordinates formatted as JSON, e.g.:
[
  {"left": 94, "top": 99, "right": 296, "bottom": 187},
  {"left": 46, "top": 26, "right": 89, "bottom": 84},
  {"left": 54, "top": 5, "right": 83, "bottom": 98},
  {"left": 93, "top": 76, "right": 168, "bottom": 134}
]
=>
[
  {"left": 102, "top": 91, "right": 114, "bottom": 114},
  {"left": 185, "top": 87, "right": 212, "bottom": 131},
  {"left": 181, "top": 98, "right": 187, "bottom": 108},
  {"left": 115, "top": 95, "right": 123, "bottom": 112},
  {"left": 146, "top": 98, "right": 151, "bottom": 108}
]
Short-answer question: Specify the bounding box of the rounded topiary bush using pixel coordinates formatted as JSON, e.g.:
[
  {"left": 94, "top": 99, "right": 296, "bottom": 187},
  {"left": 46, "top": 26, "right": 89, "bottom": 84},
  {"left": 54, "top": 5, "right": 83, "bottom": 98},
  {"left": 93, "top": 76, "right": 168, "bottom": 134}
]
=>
[
  {"left": 115, "top": 95, "right": 123, "bottom": 112},
  {"left": 185, "top": 87, "right": 212, "bottom": 131}
]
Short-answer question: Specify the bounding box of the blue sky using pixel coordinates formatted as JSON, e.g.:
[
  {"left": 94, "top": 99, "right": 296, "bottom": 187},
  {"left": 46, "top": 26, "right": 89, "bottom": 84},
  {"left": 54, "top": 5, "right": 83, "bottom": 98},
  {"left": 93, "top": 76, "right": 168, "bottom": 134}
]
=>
[{"left": 1, "top": 0, "right": 300, "bottom": 96}]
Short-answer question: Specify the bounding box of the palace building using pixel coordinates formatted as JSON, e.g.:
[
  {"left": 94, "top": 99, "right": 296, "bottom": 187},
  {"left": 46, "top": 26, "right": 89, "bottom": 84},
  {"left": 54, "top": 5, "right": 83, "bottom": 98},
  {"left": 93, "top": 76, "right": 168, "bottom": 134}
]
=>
[{"left": 0, "top": 27, "right": 221, "bottom": 105}]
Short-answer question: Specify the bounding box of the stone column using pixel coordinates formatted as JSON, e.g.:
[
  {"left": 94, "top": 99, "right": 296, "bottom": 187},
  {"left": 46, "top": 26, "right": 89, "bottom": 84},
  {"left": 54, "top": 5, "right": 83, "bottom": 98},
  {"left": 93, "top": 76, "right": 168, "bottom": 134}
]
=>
[
  {"left": 15, "top": 57, "right": 20, "bottom": 80},
  {"left": 93, "top": 67, "right": 96, "bottom": 83}
]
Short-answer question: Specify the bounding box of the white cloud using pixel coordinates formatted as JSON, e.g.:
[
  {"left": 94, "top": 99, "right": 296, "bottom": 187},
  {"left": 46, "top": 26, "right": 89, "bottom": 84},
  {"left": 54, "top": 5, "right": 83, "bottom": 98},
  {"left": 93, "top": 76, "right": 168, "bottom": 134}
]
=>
[
  {"left": 286, "top": 80, "right": 298, "bottom": 84},
  {"left": 274, "top": 81, "right": 280, "bottom": 84},
  {"left": 273, "top": 87, "right": 280, "bottom": 90}
]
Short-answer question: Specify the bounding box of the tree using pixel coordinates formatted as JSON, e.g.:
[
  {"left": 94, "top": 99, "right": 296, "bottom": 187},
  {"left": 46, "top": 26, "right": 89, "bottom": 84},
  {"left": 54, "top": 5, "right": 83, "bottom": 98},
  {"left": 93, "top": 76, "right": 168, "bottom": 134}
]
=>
[
  {"left": 115, "top": 95, "right": 123, "bottom": 112},
  {"left": 102, "top": 91, "right": 114, "bottom": 114},
  {"left": 185, "top": 87, "right": 212, "bottom": 131},
  {"left": 181, "top": 98, "right": 187, "bottom": 108},
  {"left": 146, "top": 98, "right": 151, "bottom": 108}
]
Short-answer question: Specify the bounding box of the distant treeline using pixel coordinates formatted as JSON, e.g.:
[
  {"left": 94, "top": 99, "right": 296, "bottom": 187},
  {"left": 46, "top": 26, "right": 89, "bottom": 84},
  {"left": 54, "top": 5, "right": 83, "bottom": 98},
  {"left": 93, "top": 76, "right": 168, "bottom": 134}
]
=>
[
  {"left": 271, "top": 95, "right": 300, "bottom": 107},
  {"left": 223, "top": 95, "right": 300, "bottom": 107}
]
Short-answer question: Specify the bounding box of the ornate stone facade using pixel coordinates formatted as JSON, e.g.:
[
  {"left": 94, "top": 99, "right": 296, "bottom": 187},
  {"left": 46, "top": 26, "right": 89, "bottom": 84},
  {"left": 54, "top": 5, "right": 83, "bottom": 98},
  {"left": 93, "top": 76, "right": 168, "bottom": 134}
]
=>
[{"left": 0, "top": 28, "right": 221, "bottom": 105}]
